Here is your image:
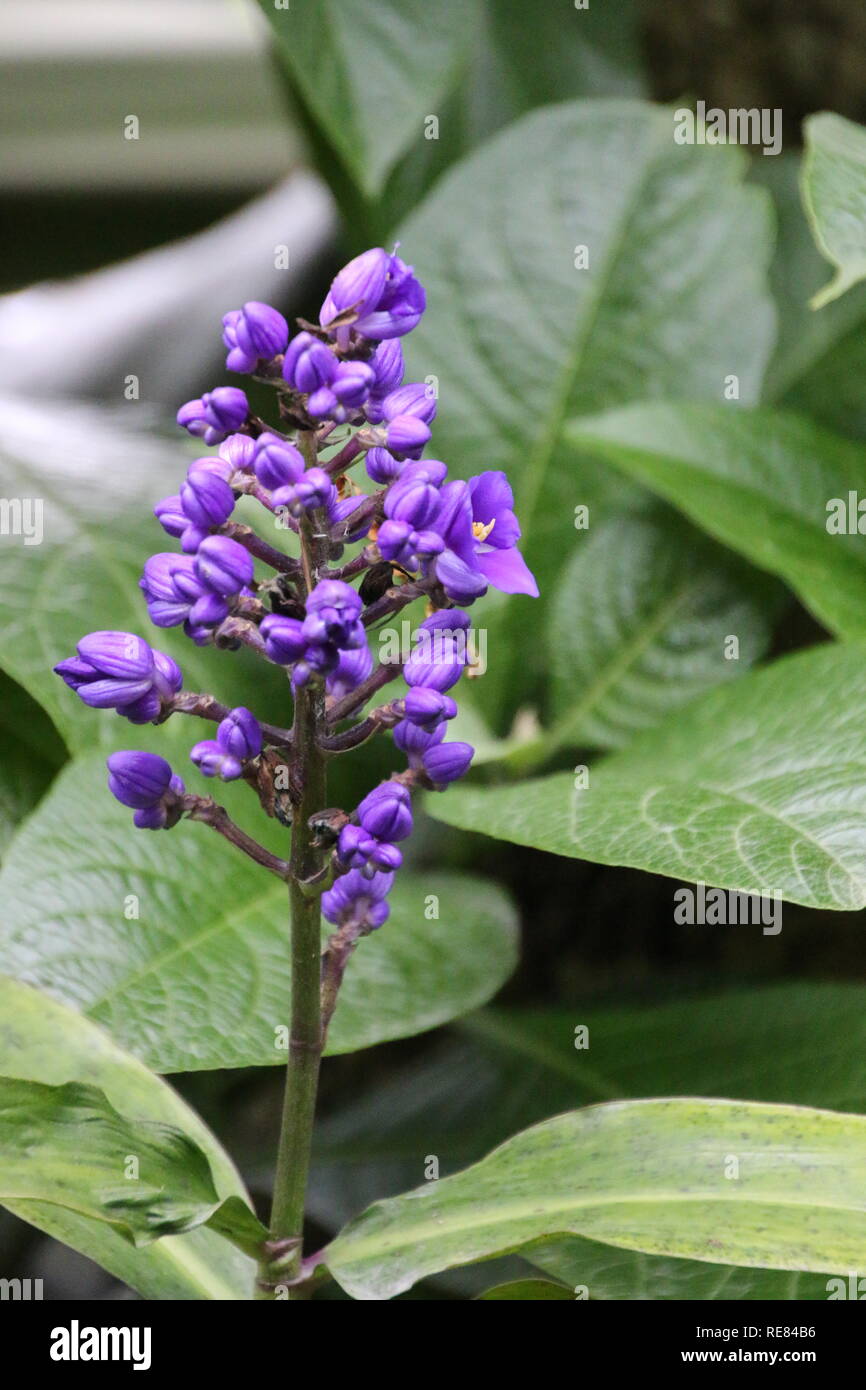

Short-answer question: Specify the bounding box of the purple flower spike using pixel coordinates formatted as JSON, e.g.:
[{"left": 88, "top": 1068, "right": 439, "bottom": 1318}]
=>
[
  {"left": 421, "top": 741, "right": 474, "bottom": 785},
  {"left": 177, "top": 387, "right": 249, "bottom": 446},
  {"left": 253, "top": 434, "right": 305, "bottom": 491},
  {"left": 222, "top": 301, "right": 288, "bottom": 373},
  {"left": 195, "top": 535, "right": 254, "bottom": 597}
]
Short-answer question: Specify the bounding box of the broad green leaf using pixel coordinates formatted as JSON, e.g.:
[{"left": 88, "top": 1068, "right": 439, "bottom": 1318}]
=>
[
  {"left": 397, "top": 99, "right": 775, "bottom": 714},
  {"left": 426, "top": 643, "right": 866, "bottom": 909},
  {"left": 0, "top": 752, "right": 519, "bottom": 1072},
  {"left": 324, "top": 1098, "right": 866, "bottom": 1299},
  {"left": 544, "top": 508, "right": 780, "bottom": 753},
  {"left": 0, "top": 974, "right": 254, "bottom": 1299},
  {"left": 258, "top": 0, "right": 478, "bottom": 197},
  {"left": 802, "top": 113, "right": 866, "bottom": 309},
  {"left": 0, "top": 399, "right": 292, "bottom": 752},
  {"left": 756, "top": 154, "right": 866, "bottom": 412},
  {"left": 313, "top": 984, "right": 863, "bottom": 1298},
  {"left": 476, "top": 1278, "right": 572, "bottom": 1301},
  {"left": 529, "top": 1236, "right": 831, "bottom": 1302},
  {"left": 567, "top": 402, "right": 866, "bottom": 642},
  {"left": 0, "top": 1076, "right": 264, "bottom": 1252}
]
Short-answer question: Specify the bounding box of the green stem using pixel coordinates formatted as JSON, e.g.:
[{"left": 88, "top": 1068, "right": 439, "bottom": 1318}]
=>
[{"left": 257, "top": 448, "right": 328, "bottom": 1301}]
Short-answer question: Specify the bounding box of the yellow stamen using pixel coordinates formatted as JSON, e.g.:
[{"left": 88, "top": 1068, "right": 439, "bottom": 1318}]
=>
[{"left": 472, "top": 518, "right": 495, "bottom": 543}]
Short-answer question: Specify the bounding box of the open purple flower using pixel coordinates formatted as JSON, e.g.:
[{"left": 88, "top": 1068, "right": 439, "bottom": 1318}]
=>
[{"left": 433, "top": 471, "right": 538, "bottom": 600}]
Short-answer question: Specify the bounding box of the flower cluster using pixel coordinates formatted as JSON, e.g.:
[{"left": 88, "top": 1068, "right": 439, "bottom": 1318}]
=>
[{"left": 53, "top": 246, "right": 537, "bottom": 941}]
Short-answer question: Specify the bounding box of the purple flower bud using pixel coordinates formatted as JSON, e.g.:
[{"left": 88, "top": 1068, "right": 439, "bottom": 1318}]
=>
[
  {"left": 365, "top": 446, "right": 405, "bottom": 483},
  {"left": 376, "top": 519, "right": 416, "bottom": 565},
  {"left": 385, "top": 415, "right": 431, "bottom": 457},
  {"left": 357, "top": 781, "right": 413, "bottom": 842},
  {"left": 331, "top": 359, "right": 375, "bottom": 408},
  {"left": 190, "top": 739, "right": 243, "bottom": 781},
  {"left": 273, "top": 468, "right": 336, "bottom": 516},
  {"left": 382, "top": 382, "right": 437, "bottom": 424},
  {"left": 422, "top": 740, "right": 475, "bottom": 785},
  {"left": 368, "top": 842, "right": 402, "bottom": 872},
  {"left": 133, "top": 805, "right": 173, "bottom": 830},
  {"left": 435, "top": 548, "right": 488, "bottom": 604},
  {"left": 305, "top": 386, "right": 339, "bottom": 419},
  {"left": 222, "top": 301, "right": 288, "bottom": 373},
  {"left": 188, "top": 593, "right": 230, "bottom": 628},
  {"left": 337, "top": 824, "right": 377, "bottom": 870},
  {"left": 218, "top": 433, "right": 257, "bottom": 471},
  {"left": 325, "top": 643, "right": 373, "bottom": 698},
  {"left": 421, "top": 607, "right": 472, "bottom": 632},
  {"left": 329, "top": 494, "right": 372, "bottom": 542},
  {"left": 177, "top": 387, "right": 249, "bottom": 446},
  {"left": 384, "top": 477, "right": 440, "bottom": 530},
  {"left": 393, "top": 717, "right": 446, "bottom": 763},
  {"left": 322, "top": 867, "right": 394, "bottom": 930},
  {"left": 282, "top": 332, "right": 338, "bottom": 392},
  {"left": 320, "top": 249, "right": 390, "bottom": 330},
  {"left": 253, "top": 433, "right": 305, "bottom": 491},
  {"left": 402, "top": 687, "right": 457, "bottom": 728},
  {"left": 217, "top": 706, "right": 262, "bottom": 761},
  {"left": 154, "top": 495, "right": 187, "bottom": 539},
  {"left": 355, "top": 252, "right": 426, "bottom": 340},
  {"left": 306, "top": 579, "right": 363, "bottom": 647},
  {"left": 195, "top": 535, "right": 254, "bottom": 596},
  {"left": 180, "top": 467, "right": 235, "bottom": 530},
  {"left": 106, "top": 750, "right": 176, "bottom": 809},
  {"left": 365, "top": 340, "right": 405, "bottom": 421},
  {"left": 260, "top": 614, "right": 306, "bottom": 665},
  {"left": 404, "top": 632, "right": 466, "bottom": 691},
  {"left": 77, "top": 630, "right": 154, "bottom": 681}
]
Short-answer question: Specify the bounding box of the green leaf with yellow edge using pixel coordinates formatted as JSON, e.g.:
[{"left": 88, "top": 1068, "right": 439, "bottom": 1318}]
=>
[{"left": 324, "top": 1098, "right": 866, "bottom": 1300}]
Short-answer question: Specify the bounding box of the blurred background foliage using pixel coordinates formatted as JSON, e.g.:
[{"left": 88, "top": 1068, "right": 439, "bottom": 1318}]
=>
[{"left": 4, "top": 0, "right": 866, "bottom": 1298}]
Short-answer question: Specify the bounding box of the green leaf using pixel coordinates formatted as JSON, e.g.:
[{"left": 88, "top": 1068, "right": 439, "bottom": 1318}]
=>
[
  {"left": 396, "top": 99, "right": 775, "bottom": 714},
  {"left": 324, "top": 1098, "right": 866, "bottom": 1299},
  {"left": 0, "top": 975, "right": 254, "bottom": 1298},
  {"left": 0, "top": 400, "right": 291, "bottom": 753},
  {"left": 0, "top": 1075, "right": 263, "bottom": 1253},
  {"left": 544, "top": 508, "right": 780, "bottom": 753},
  {"left": 529, "top": 1237, "right": 830, "bottom": 1302},
  {"left": 313, "top": 984, "right": 863, "bottom": 1298},
  {"left": 426, "top": 642, "right": 866, "bottom": 909},
  {"left": 0, "top": 752, "right": 519, "bottom": 1071},
  {"left": 476, "top": 1278, "right": 572, "bottom": 1301},
  {"left": 258, "top": 0, "right": 478, "bottom": 197},
  {"left": 802, "top": 113, "right": 866, "bottom": 309},
  {"left": 567, "top": 402, "right": 866, "bottom": 642}
]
